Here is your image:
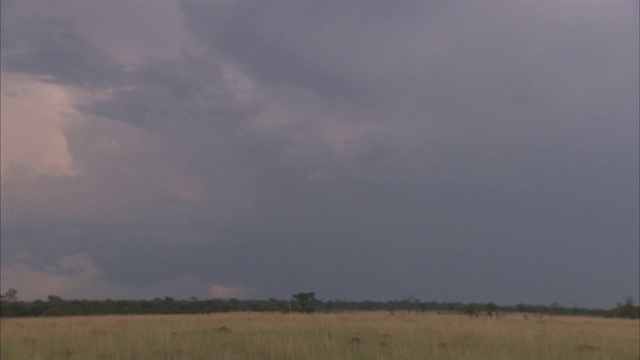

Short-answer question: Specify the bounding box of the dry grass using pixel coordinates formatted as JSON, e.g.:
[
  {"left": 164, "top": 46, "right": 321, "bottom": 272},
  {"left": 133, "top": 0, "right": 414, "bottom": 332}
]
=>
[{"left": 1, "top": 312, "right": 638, "bottom": 359}]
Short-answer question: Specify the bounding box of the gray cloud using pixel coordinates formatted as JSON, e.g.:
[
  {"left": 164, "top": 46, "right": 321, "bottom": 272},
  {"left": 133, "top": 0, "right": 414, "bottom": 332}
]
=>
[
  {"left": 80, "top": 59, "right": 263, "bottom": 152},
  {"left": 1, "top": 0, "right": 637, "bottom": 307},
  {"left": 179, "top": 0, "right": 638, "bottom": 197},
  {"left": 2, "top": 13, "right": 124, "bottom": 88}
]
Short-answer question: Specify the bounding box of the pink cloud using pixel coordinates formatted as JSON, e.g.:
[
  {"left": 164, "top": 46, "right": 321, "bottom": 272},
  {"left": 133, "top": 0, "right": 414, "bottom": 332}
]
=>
[{"left": 209, "top": 284, "right": 250, "bottom": 299}]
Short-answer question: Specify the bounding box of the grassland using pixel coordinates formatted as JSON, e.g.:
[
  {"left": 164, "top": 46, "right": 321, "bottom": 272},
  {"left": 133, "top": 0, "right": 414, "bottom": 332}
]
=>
[{"left": 1, "top": 311, "right": 638, "bottom": 359}]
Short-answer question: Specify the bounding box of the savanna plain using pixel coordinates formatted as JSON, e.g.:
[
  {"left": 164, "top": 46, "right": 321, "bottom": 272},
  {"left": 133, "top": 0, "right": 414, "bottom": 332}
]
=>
[{"left": 1, "top": 312, "right": 638, "bottom": 360}]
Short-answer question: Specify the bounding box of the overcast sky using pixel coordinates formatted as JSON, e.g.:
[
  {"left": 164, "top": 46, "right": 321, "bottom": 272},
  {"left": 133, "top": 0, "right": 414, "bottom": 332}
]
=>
[{"left": 1, "top": 0, "right": 638, "bottom": 308}]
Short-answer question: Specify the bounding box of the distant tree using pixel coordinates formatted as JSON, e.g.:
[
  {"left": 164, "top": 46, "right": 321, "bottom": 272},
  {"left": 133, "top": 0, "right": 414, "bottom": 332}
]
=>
[
  {"left": 615, "top": 296, "right": 639, "bottom": 319},
  {"left": 292, "top": 292, "right": 316, "bottom": 313},
  {"left": 1, "top": 288, "right": 18, "bottom": 303},
  {"left": 445, "top": 303, "right": 456, "bottom": 314},
  {"left": 404, "top": 295, "right": 420, "bottom": 313},
  {"left": 485, "top": 302, "right": 499, "bottom": 317},
  {"left": 47, "top": 295, "right": 63, "bottom": 303},
  {"left": 463, "top": 304, "right": 479, "bottom": 317}
]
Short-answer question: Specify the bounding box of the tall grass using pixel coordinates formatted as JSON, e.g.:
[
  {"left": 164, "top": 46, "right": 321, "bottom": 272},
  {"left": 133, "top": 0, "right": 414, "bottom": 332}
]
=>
[{"left": 1, "top": 312, "right": 638, "bottom": 359}]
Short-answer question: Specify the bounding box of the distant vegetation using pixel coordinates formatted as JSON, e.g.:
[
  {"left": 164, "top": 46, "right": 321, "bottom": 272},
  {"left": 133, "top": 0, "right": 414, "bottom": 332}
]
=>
[{"left": 1, "top": 288, "right": 638, "bottom": 319}]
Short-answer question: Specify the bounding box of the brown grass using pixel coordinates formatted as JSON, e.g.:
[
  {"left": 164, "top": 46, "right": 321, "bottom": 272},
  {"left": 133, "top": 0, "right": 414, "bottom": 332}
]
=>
[{"left": 1, "top": 312, "right": 638, "bottom": 359}]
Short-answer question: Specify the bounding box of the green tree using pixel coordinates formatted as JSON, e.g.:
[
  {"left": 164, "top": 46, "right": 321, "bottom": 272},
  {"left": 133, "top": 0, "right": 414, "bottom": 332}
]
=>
[
  {"left": 404, "top": 295, "right": 420, "bottom": 313},
  {"left": 615, "top": 296, "right": 639, "bottom": 319},
  {"left": 485, "top": 302, "right": 499, "bottom": 317},
  {"left": 292, "top": 292, "right": 316, "bottom": 313},
  {"left": 47, "top": 295, "right": 63, "bottom": 303},
  {"left": 463, "top": 304, "right": 479, "bottom": 317}
]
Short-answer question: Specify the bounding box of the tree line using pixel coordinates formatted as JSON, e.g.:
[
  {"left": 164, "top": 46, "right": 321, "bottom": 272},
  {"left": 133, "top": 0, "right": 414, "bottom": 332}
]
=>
[{"left": 1, "top": 289, "right": 638, "bottom": 319}]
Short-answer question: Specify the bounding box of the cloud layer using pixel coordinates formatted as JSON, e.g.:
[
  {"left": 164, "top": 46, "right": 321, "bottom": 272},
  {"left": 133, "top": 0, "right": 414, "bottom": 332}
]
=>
[{"left": 1, "top": 0, "right": 638, "bottom": 307}]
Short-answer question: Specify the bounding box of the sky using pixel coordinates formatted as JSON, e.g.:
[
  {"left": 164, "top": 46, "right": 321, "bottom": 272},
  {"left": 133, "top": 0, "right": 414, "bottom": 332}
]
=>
[{"left": 1, "top": 0, "right": 638, "bottom": 308}]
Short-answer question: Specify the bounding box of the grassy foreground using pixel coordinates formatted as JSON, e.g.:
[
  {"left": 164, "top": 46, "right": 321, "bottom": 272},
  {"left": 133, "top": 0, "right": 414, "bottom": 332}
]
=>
[{"left": 1, "top": 312, "right": 638, "bottom": 359}]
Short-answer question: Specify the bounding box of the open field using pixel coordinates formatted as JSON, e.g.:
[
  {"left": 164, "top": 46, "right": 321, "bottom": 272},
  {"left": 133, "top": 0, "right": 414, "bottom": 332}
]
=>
[{"left": 1, "top": 312, "right": 638, "bottom": 359}]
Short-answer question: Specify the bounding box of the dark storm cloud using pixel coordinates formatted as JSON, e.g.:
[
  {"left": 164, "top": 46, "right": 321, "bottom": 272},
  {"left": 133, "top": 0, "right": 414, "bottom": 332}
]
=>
[
  {"left": 82, "top": 56, "right": 257, "bottom": 132},
  {"left": 178, "top": 0, "right": 414, "bottom": 104},
  {"left": 1, "top": 13, "right": 124, "bottom": 88},
  {"left": 1, "top": 0, "right": 637, "bottom": 306},
  {"left": 179, "top": 0, "right": 638, "bottom": 199}
]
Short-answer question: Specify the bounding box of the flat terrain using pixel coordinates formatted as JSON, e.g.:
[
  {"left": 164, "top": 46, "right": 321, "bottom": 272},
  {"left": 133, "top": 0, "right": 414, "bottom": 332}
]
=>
[{"left": 1, "top": 312, "right": 638, "bottom": 359}]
